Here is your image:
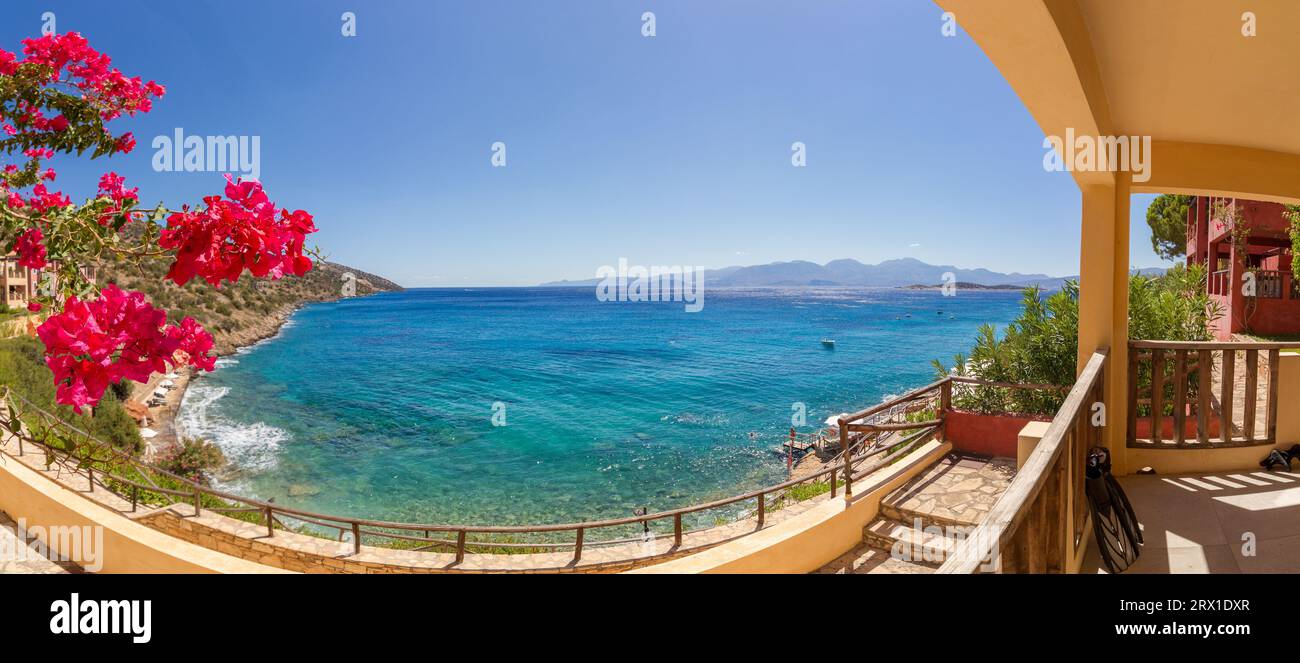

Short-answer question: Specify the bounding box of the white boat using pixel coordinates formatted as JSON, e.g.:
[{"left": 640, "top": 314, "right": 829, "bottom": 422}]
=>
[{"left": 821, "top": 339, "right": 835, "bottom": 348}]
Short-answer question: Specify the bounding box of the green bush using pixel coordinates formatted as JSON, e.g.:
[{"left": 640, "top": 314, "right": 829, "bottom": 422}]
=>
[
  {"left": 0, "top": 337, "right": 59, "bottom": 410},
  {"left": 0, "top": 338, "right": 141, "bottom": 452},
  {"left": 156, "top": 436, "right": 226, "bottom": 483},
  {"left": 88, "top": 391, "right": 143, "bottom": 453},
  {"left": 935, "top": 265, "right": 1220, "bottom": 415}
]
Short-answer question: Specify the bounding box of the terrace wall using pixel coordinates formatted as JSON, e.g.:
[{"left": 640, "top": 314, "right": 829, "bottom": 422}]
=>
[
  {"left": 0, "top": 450, "right": 285, "bottom": 574},
  {"left": 944, "top": 409, "right": 1049, "bottom": 458}
]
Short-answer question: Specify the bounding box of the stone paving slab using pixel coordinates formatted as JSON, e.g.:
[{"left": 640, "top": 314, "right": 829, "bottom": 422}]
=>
[
  {"left": 880, "top": 453, "right": 1016, "bottom": 526},
  {"left": 0, "top": 511, "right": 81, "bottom": 574}
]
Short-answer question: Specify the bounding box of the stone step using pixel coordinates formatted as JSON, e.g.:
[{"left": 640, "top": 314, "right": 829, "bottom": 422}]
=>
[
  {"left": 815, "top": 544, "right": 936, "bottom": 574},
  {"left": 861, "top": 516, "right": 963, "bottom": 567},
  {"left": 878, "top": 500, "right": 977, "bottom": 532}
]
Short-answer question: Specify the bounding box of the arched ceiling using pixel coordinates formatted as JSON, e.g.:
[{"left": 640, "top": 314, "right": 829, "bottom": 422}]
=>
[{"left": 938, "top": 0, "right": 1300, "bottom": 203}]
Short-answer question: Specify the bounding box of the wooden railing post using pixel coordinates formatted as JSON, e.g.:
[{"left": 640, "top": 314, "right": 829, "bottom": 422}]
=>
[
  {"left": 454, "top": 530, "right": 467, "bottom": 564},
  {"left": 1125, "top": 350, "right": 1138, "bottom": 444},
  {"left": 1221, "top": 349, "right": 1235, "bottom": 444},
  {"left": 351, "top": 521, "right": 361, "bottom": 555},
  {"left": 1151, "top": 349, "right": 1164, "bottom": 444},
  {"left": 756, "top": 492, "right": 765, "bottom": 528},
  {"left": 192, "top": 489, "right": 201, "bottom": 516},
  {"left": 1173, "top": 350, "right": 1188, "bottom": 444},
  {"left": 829, "top": 467, "right": 838, "bottom": 498},
  {"left": 838, "top": 417, "right": 852, "bottom": 498},
  {"left": 572, "top": 527, "right": 584, "bottom": 564},
  {"left": 131, "top": 484, "right": 138, "bottom": 513},
  {"left": 673, "top": 513, "right": 682, "bottom": 548},
  {"left": 843, "top": 456, "right": 853, "bottom": 498},
  {"left": 1245, "top": 349, "right": 1259, "bottom": 440},
  {"left": 264, "top": 506, "right": 274, "bottom": 538},
  {"left": 787, "top": 427, "right": 795, "bottom": 475},
  {"left": 939, "top": 379, "right": 952, "bottom": 441},
  {"left": 1268, "top": 349, "right": 1280, "bottom": 443},
  {"left": 1197, "top": 349, "right": 1212, "bottom": 444},
  {"left": 1044, "top": 458, "right": 1064, "bottom": 573}
]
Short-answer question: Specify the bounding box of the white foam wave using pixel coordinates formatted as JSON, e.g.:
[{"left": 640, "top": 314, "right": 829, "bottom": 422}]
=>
[{"left": 177, "top": 382, "right": 288, "bottom": 481}]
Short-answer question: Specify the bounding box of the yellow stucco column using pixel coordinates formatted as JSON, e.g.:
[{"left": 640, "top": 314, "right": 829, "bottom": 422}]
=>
[
  {"left": 1077, "top": 177, "right": 1131, "bottom": 475},
  {"left": 1278, "top": 352, "right": 1300, "bottom": 446}
]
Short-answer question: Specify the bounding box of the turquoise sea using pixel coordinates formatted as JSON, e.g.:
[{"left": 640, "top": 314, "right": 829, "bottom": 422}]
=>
[{"left": 177, "top": 287, "right": 1024, "bottom": 527}]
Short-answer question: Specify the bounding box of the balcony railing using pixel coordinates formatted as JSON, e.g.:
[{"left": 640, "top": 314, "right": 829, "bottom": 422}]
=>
[
  {"left": 937, "top": 349, "right": 1107, "bottom": 574},
  {"left": 1256, "top": 270, "right": 1283, "bottom": 299},
  {"left": 1127, "top": 340, "right": 1287, "bottom": 448},
  {"left": 1209, "top": 269, "right": 1231, "bottom": 296}
]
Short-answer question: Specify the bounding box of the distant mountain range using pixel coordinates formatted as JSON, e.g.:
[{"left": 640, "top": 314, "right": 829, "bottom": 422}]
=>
[{"left": 540, "top": 258, "right": 1168, "bottom": 290}]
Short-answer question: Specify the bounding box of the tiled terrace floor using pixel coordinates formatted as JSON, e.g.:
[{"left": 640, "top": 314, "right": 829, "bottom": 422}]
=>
[{"left": 1082, "top": 469, "right": 1300, "bottom": 573}]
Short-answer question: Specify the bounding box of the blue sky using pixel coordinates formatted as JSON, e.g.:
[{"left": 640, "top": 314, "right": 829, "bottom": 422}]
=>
[{"left": 3, "top": 0, "right": 1169, "bottom": 286}]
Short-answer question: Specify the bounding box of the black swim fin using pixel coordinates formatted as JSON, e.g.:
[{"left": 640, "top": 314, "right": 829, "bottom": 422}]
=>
[{"left": 1085, "top": 446, "right": 1142, "bottom": 573}]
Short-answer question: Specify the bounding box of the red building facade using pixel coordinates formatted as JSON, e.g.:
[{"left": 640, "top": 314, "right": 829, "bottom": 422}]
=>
[{"left": 1185, "top": 196, "right": 1299, "bottom": 339}]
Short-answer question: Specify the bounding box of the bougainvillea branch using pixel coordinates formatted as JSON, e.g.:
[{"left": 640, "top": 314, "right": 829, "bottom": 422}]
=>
[{"left": 1, "top": 32, "right": 318, "bottom": 412}]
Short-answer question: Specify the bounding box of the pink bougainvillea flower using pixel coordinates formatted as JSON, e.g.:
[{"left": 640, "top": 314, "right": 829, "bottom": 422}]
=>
[
  {"left": 95, "top": 171, "right": 139, "bottom": 225},
  {"left": 0, "top": 48, "right": 16, "bottom": 76},
  {"left": 4, "top": 33, "right": 315, "bottom": 409},
  {"left": 19, "top": 33, "right": 163, "bottom": 120},
  {"left": 113, "top": 132, "right": 136, "bottom": 154},
  {"left": 14, "top": 227, "right": 47, "bottom": 269},
  {"left": 25, "top": 183, "right": 71, "bottom": 213},
  {"left": 36, "top": 285, "right": 217, "bottom": 412},
  {"left": 160, "top": 175, "right": 317, "bottom": 287}
]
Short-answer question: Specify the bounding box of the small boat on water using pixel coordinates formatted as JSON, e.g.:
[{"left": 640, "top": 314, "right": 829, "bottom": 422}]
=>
[{"left": 821, "top": 339, "right": 835, "bottom": 348}]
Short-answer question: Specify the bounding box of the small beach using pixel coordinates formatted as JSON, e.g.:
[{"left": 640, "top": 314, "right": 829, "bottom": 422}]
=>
[{"left": 133, "top": 303, "right": 303, "bottom": 458}]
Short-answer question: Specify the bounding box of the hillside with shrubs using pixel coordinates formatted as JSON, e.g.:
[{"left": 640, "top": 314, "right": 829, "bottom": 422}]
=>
[{"left": 99, "top": 252, "right": 401, "bottom": 355}]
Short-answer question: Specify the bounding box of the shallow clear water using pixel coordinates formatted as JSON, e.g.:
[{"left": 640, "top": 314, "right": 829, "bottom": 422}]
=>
[{"left": 177, "top": 287, "right": 1023, "bottom": 527}]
